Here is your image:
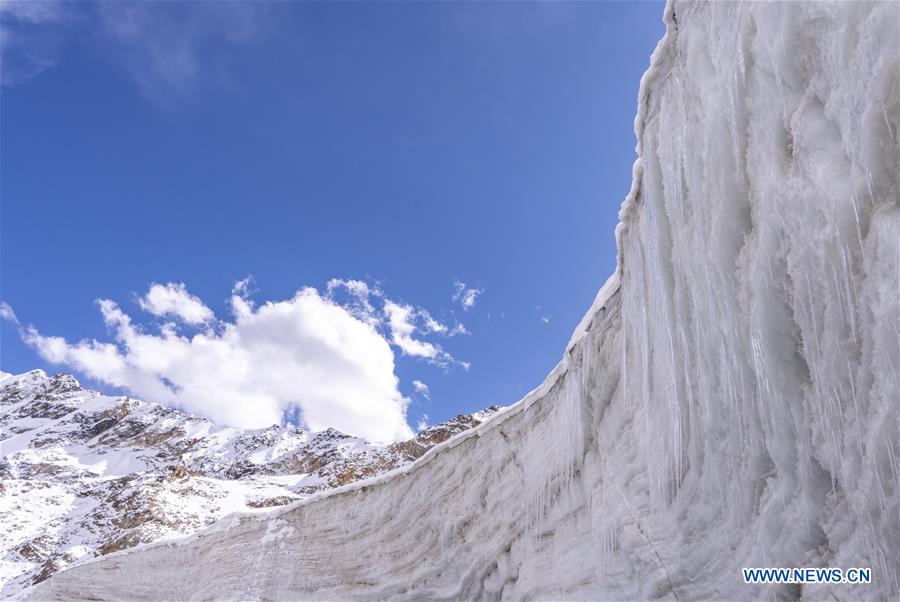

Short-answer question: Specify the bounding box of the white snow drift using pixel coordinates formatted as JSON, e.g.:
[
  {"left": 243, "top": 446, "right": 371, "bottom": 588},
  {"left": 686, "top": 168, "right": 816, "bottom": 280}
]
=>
[{"left": 28, "top": 1, "right": 899, "bottom": 600}]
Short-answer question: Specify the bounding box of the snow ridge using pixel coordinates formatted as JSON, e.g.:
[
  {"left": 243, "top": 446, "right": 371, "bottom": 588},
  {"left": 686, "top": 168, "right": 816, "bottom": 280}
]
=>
[
  {"left": 26, "top": 1, "right": 900, "bottom": 600},
  {"left": 0, "top": 370, "right": 500, "bottom": 598}
]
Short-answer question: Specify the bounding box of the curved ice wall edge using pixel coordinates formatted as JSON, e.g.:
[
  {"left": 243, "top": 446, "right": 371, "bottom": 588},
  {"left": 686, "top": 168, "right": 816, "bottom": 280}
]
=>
[{"left": 25, "top": 0, "right": 899, "bottom": 600}]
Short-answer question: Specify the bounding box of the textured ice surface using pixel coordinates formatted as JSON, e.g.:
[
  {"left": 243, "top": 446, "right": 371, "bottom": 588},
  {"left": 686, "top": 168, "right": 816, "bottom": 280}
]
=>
[{"left": 28, "top": 1, "right": 899, "bottom": 600}]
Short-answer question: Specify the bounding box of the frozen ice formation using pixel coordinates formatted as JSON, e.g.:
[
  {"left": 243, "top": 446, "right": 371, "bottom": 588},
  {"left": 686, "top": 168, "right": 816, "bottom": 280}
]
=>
[{"left": 26, "top": 1, "right": 899, "bottom": 600}]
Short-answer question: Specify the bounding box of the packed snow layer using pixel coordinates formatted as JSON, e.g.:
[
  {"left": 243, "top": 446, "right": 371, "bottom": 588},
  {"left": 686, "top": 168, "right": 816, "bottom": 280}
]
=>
[{"left": 29, "top": 1, "right": 899, "bottom": 600}]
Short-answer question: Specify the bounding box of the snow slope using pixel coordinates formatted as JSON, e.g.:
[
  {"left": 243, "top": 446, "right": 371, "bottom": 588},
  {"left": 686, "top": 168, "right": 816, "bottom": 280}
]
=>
[
  {"left": 27, "top": 1, "right": 900, "bottom": 600},
  {"left": 0, "top": 370, "right": 500, "bottom": 598}
]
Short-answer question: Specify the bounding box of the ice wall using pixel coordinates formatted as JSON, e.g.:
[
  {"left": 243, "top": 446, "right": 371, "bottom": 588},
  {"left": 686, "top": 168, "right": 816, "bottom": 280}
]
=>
[{"left": 28, "top": 1, "right": 899, "bottom": 600}]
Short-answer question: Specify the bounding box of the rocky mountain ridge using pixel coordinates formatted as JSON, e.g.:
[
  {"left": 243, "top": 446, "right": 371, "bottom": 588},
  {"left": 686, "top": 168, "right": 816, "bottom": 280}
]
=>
[{"left": 0, "top": 369, "right": 500, "bottom": 597}]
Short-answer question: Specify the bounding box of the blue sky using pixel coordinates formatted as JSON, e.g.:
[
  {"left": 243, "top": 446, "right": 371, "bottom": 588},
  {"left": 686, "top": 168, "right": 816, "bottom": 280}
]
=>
[{"left": 1, "top": 1, "right": 665, "bottom": 441}]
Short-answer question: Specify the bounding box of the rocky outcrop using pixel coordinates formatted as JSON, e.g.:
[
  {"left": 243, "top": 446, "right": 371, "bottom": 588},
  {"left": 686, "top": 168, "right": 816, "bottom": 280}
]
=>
[{"left": 0, "top": 370, "right": 500, "bottom": 597}]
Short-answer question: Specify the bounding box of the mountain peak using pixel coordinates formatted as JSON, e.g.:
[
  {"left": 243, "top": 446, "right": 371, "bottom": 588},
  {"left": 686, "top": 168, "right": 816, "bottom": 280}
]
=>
[{"left": 0, "top": 370, "right": 500, "bottom": 597}]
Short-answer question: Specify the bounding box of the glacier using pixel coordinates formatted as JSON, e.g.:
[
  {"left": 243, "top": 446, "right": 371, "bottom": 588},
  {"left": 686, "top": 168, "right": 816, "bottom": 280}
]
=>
[{"left": 26, "top": 1, "right": 899, "bottom": 600}]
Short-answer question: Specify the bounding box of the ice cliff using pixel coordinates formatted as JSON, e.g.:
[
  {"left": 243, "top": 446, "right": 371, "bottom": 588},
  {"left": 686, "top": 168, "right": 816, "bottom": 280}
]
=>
[{"left": 27, "top": 1, "right": 899, "bottom": 600}]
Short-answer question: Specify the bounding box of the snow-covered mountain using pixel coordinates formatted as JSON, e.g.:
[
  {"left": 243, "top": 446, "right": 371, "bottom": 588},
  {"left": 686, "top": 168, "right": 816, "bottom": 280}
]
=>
[
  {"left": 16, "top": 0, "right": 900, "bottom": 600},
  {"left": 0, "top": 370, "right": 500, "bottom": 598}
]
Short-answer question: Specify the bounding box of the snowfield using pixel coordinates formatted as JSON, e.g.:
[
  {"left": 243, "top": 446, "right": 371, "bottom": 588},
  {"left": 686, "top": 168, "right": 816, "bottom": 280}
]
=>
[
  {"left": 24, "top": 0, "right": 900, "bottom": 600},
  {"left": 0, "top": 370, "right": 500, "bottom": 597}
]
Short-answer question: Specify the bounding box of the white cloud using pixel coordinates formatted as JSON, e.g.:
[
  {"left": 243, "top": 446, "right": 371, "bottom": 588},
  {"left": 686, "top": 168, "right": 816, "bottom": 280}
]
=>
[
  {"left": 232, "top": 276, "right": 254, "bottom": 297},
  {"left": 402, "top": 303, "right": 471, "bottom": 339},
  {"left": 0, "top": 0, "right": 72, "bottom": 86},
  {"left": 0, "top": 302, "right": 19, "bottom": 324},
  {"left": 383, "top": 300, "right": 459, "bottom": 368},
  {"left": 325, "top": 278, "right": 379, "bottom": 326},
  {"left": 138, "top": 282, "right": 214, "bottom": 325},
  {"left": 420, "top": 310, "right": 447, "bottom": 334},
  {"left": 0, "top": 1, "right": 67, "bottom": 24},
  {"left": 448, "top": 323, "right": 470, "bottom": 336},
  {"left": 327, "top": 283, "right": 466, "bottom": 368},
  {"left": 383, "top": 301, "right": 440, "bottom": 359},
  {"left": 326, "top": 278, "right": 372, "bottom": 300},
  {"left": 452, "top": 279, "right": 483, "bottom": 311},
  {"left": 411, "top": 379, "right": 430, "bottom": 399},
  {"left": 95, "top": 2, "right": 274, "bottom": 104},
  {"left": 1, "top": 1, "right": 273, "bottom": 101},
  {"left": 5, "top": 279, "right": 473, "bottom": 442},
  {"left": 416, "top": 414, "right": 429, "bottom": 432},
  {"left": 10, "top": 282, "right": 418, "bottom": 443},
  {"left": 325, "top": 280, "right": 462, "bottom": 342}
]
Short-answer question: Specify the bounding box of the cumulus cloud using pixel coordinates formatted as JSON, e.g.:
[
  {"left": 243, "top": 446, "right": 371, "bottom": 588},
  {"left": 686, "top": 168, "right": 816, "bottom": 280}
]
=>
[
  {"left": 7, "top": 282, "right": 427, "bottom": 443},
  {"left": 411, "top": 379, "right": 430, "bottom": 399},
  {"left": 452, "top": 279, "right": 483, "bottom": 311},
  {"left": 231, "top": 276, "right": 254, "bottom": 297},
  {"left": 326, "top": 278, "right": 379, "bottom": 326},
  {"left": 4, "top": 279, "right": 472, "bottom": 442},
  {"left": 137, "top": 282, "right": 214, "bottom": 325}
]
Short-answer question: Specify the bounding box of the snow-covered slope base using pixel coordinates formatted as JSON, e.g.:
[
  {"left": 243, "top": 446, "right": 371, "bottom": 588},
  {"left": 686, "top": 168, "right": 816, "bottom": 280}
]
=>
[
  {"left": 0, "top": 370, "right": 501, "bottom": 597},
  {"left": 30, "top": 1, "right": 899, "bottom": 600}
]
